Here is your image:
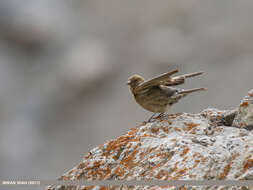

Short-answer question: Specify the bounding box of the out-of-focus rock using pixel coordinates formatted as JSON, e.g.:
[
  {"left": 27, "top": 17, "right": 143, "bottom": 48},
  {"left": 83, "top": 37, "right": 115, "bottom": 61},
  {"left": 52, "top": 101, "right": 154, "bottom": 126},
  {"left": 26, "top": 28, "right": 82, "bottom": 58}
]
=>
[
  {"left": 61, "top": 41, "right": 114, "bottom": 90},
  {"left": 0, "top": 0, "right": 69, "bottom": 50},
  {"left": 45, "top": 90, "right": 253, "bottom": 190},
  {"left": 142, "top": 28, "right": 191, "bottom": 64},
  {"left": 233, "top": 89, "right": 253, "bottom": 130}
]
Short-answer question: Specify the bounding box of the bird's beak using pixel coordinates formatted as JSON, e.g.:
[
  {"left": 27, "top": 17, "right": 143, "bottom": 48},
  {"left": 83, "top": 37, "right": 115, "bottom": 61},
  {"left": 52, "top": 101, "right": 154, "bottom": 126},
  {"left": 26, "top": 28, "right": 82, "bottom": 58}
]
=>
[{"left": 127, "top": 81, "right": 131, "bottom": 85}]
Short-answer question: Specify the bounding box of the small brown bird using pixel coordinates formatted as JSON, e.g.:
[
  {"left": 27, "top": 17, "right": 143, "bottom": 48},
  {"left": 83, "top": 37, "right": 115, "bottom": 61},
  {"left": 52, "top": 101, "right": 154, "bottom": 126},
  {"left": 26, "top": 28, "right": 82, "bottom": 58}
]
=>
[{"left": 127, "top": 69, "right": 206, "bottom": 122}]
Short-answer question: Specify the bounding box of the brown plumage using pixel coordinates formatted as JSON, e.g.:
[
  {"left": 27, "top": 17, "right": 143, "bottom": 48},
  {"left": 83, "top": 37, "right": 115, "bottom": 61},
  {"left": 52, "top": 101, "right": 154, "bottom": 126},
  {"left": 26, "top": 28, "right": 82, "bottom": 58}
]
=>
[{"left": 127, "top": 69, "right": 206, "bottom": 121}]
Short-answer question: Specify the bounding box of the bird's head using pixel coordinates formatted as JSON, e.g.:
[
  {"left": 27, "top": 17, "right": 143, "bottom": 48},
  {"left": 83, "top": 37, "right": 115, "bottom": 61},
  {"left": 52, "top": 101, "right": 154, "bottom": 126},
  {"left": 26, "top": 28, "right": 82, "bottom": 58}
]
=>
[{"left": 127, "top": 74, "right": 145, "bottom": 89}]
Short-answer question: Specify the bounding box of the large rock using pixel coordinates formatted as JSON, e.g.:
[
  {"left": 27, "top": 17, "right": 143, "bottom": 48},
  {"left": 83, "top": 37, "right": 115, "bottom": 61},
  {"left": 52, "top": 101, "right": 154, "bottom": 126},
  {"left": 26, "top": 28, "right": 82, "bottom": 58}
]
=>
[
  {"left": 45, "top": 90, "right": 253, "bottom": 190},
  {"left": 233, "top": 89, "right": 253, "bottom": 130}
]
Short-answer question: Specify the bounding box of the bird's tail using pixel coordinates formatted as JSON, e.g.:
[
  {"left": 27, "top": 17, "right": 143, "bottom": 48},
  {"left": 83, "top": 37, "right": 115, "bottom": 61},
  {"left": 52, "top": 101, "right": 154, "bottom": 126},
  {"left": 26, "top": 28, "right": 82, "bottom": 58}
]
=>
[
  {"left": 178, "top": 88, "right": 207, "bottom": 94},
  {"left": 177, "top": 71, "right": 204, "bottom": 79},
  {"left": 165, "top": 71, "right": 204, "bottom": 86}
]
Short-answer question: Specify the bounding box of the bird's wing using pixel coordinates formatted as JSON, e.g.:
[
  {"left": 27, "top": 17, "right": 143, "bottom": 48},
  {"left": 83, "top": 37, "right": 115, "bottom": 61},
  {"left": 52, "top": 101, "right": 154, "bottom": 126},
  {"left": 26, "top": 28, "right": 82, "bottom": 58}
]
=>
[
  {"left": 177, "top": 87, "right": 207, "bottom": 94},
  {"left": 159, "top": 85, "right": 178, "bottom": 97},
  {"left": 164, "top": 71, "right": 204, "bottom": 86},
  {"left": 134, "top": 69, "right": 179, "bottom": 93}
]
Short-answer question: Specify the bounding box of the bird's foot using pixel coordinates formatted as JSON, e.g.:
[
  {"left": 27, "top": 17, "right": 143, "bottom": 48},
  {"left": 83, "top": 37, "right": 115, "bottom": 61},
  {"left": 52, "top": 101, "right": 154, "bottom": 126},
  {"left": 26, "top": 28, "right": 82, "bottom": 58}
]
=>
[
  {"left": 147, "top": 113, "right": 157, "bottom": 123},
  {"left": 146, "top": 113, "right": 166, "bottom": 123},
  {"left": 147, "top": 117, "right": 156, "bottom": 123},
  {"left": 155, "top": 112, "right": 165, "bottom": 119}
]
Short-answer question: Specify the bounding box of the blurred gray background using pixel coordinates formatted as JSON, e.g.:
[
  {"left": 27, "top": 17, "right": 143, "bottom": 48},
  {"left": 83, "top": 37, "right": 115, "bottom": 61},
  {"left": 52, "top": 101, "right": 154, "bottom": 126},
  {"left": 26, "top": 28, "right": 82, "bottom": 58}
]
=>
[{"left": 0, "top": 0, "right": 253, "bottom": 189}]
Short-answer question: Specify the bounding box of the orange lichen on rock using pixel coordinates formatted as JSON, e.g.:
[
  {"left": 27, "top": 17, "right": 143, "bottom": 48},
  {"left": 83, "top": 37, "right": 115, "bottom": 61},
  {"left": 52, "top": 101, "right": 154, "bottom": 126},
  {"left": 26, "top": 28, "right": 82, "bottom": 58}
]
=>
[
  {"left": 84, "top": 154, "right": 90, "bottom": 159},
  {"left": 155, "top": 170, "right": 166, "bottom": 179},
  {"left": 151, "top": 127, "right": 159, "bottom": 134},
  {"left": 103, "top": 167, "right": 111, "bottom": 176},
  {"left": 161, "top": 126, "right": 169, "bottom": 134},
  {"left": 113, "top": 166, "right": 124, "bottom": 177},
  {"left": 248, "top": 92, "right": 253, "bottom": 97},
  {"left": 79, "top": 185, "right": 95, "bottom": 190},
  {"left": 201, "top": 157, "right": 208, "bottom": 163},
  {"left": 183, "top": 122, "right": 199, "bottom": 134},
  {"left": 166, "top": 162, "right": 179, "bottom": 176},
  {"left": 156, "top": 152, "right": 169, "bottom": 159},
  {"left": 61, "top": 176, "right": 71, "bottom": 181},
  {"left": 127, "top": 130, "right": 136, "bottom": 136},
  {"left": 178, "top": 168, "right": 187, "bottom": 175},
  {"left": 192, "top": 159, "right": 200, "bottom": 168},
  {"left": 77, "top": 162, "right": 88, "bottom": 169},
  {"left": 93, "top": 160, "right": 101, "bottom": 167},
  {"left": 138, "top": 151, "right": 144, "bottom": 159},
  {"left": 189, "top": 174, "right": 196, "bottom": 179},
  {"left": 238, "top": 122, "right": 244, "bottom": 128},
  {"left": 95, "top": 168, "right": 103, "bottom": 178},
  {"left": 120, "top": 149, "right": 139, "bottom": 169},
  {"left": 180, "top": 147, "right": 190, "bottom": 157},
  {"left": 84, "top": 166, "right": 92, "bottom": 174},
  {"left": 105, "top": 135, "right": 133, "bottom": 152},
  {"left": 140, "top": 134, "right": 155, "bottom": 138},
  {"left": 98, "top": 186, "right": 108, "bottom": 190},
  {"left": 126, "top": 143, "right": 132, "bottom": 149},
  {"left": 184, "top": 122, "right": 200, "bottom": 129},
  {"left": 130, "top": 138, "right": 140, "bottom": 142},
  {"left": 219, "top": 163, "right": 231, "bottom": 179},
  {"left": 240, "top": 101, "right": 248, "bottom": 107},
  {"left": 173, "top": 127, "right": 181, "bottom": 132},
  {"left": 243, "top": 158, "right": 253, "bottom": 173}
]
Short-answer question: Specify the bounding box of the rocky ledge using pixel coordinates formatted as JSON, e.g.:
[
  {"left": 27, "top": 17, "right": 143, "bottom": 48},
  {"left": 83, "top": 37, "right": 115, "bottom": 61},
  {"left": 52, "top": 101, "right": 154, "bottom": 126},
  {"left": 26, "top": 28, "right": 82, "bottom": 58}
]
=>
[{"left": 45, "top": 90, "right": 253, "bottom": 190}]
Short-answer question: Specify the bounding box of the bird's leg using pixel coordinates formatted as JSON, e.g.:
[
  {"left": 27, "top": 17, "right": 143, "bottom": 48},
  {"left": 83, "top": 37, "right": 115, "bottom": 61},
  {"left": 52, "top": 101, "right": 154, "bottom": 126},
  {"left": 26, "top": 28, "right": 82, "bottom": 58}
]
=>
[
  {"left": 147, "top": 113, "right": 157, "bottom": 122},
  {"left": 157, "top": 112, "right": 165, "bottom": 119}
]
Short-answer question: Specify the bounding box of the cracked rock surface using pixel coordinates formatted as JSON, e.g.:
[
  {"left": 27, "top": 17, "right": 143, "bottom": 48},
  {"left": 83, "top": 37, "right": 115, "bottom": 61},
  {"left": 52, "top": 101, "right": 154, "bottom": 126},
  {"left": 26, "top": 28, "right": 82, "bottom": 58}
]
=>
[{"left": 45, "top": 90, "right": 253, "bottom": 190}]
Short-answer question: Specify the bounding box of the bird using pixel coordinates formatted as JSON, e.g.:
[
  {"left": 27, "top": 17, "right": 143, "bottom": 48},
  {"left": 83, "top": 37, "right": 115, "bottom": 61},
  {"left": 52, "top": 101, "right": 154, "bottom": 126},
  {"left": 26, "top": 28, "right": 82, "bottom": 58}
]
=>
[{"left": 127, "top": 69, "right": 206, "bottom": 122}]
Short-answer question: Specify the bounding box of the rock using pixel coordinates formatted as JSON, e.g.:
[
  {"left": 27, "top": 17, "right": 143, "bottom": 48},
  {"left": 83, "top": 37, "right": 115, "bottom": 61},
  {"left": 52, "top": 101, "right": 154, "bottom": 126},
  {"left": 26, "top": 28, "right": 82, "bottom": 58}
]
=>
[
  {"left": 201, "top": 108, "right": 238, "bottom": 127},
  {"left": 222, "top": 109, "right": 238, "bottom": 126},
  {"left": 45, "top": 91, "right": 253, "bottom": 190},
  {"left": 60, "top": 41, "right": 115, "bottom": 90},
  {"left": 233, "top": 89, "right": 253, "bottom": 130}
]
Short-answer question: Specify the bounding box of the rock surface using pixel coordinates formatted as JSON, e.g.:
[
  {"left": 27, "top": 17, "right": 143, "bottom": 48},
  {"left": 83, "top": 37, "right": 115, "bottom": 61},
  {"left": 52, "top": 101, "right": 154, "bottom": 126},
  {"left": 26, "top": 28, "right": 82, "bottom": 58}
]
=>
[
  {"left": 45, "top": 91, "right": 253, "bottom": 190},
  {"left": 233, "top": 89, "right": 253, "bottom": 130}
]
